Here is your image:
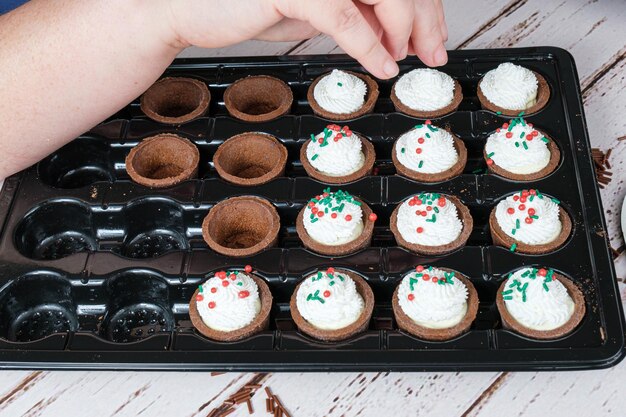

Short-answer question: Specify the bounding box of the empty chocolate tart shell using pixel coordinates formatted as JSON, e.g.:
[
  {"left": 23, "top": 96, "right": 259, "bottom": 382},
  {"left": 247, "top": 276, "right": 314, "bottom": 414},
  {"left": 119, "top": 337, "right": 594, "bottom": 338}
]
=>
[
  {"left": 202, "top": 196, "right": 280, "bottom": 258},
  {"left": 140, "top": 77, "right": 210, "bottom": 124},
  {"left": 189, "top": 273, "right": 272, "bottom": 342},
  {"left": 390, "top": 195, "right": 473, "bottom": 255},
  {"left": 300, "top": 132, "right": 376, "bottom": 184},
  {"left": 307, "top": 71, "right": 379, "bottom": 121},
  {"left": 214, "top": 132, "right": 288, "bottom": 186},
  {"left": 224, "top": 75, "right": 293, "bottom": 122},
  {"left": 296, "top": 198, "right": 375, "bottom": 257},
  {"left": 489, "top": 205, "right": 572, "bottom": 254},
  {"left": 391, "top": 129, "right": 467, "bottom": 182},
  {"left": 392, "top": 269, "right": 479, "bottom": 341},
  {"left": 496, "top": 272, "right": 585, "bottom": 340},
  {"left": 125, "top": 133, "right": 199, "bottom": 188},
  {"left": 390, "top": 78, "right": 463, "bottom": 119},
  {"left": 484, "top": 131, "right": 560, "bottom": 181},
  {"left": 477, "top": 71, "right": 550, "bottom": 116},
  {"left": 290, "top": 269, "right": 374, "bottom": 342}
]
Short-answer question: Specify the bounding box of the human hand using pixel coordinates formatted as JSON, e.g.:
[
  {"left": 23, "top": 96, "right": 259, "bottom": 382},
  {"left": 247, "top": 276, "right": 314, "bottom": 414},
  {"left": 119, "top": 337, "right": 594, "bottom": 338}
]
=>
[{"left": 164, "top": 0, "right": 448, "bottom": 79}]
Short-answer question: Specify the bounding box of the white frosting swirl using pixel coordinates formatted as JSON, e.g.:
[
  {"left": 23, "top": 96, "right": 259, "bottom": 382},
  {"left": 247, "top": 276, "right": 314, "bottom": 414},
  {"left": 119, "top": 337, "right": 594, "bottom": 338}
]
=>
[
  {"left": 306, "top": 125, "right": 365, "bottom": 176},
  {"left": 196, "top": 271, "right": 261, "bottom": 332},
  {"left": 395, "top": 123, "right": 458, "bottom": 174},
  {"left": 396, "top": 193, "right": 463, "bottom": 246},
  {"left": 502, "top": 267, "right": 575, "bottom": 331},
  {"left": 296, "top": 269, "right": 365, "bottom": 330},
  {"left": 480, "top": 63, "right": 538, "bottom": 110},
  {"left": 398, "top": 266, "right": 468, "bottom": 329},
  {"left": 303, "top": 189, "right": 364, "bottom": 246},
  {"left": 495, "top": 190, "right": 562, "bottom": 245},
  {"left": 313, "top": 70, "right": 367, "bottom": 114},
  {"left": 485, "top": 118, "right": 551, "bottom": 174},
  {"left": 394, "top": 68, "right": 455, "bottom": 111}
]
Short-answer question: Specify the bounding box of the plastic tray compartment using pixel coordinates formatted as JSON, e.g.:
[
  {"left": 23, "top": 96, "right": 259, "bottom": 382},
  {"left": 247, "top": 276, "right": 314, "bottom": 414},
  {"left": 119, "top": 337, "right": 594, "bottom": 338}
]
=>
[{"left": 0, "top": 48, "right": 623, "bottom": 371}]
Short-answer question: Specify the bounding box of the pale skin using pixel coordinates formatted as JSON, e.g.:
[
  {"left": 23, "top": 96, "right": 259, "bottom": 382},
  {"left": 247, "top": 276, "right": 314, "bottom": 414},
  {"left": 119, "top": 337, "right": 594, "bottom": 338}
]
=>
[{"left": 0, "top": 0, "right": 448, "bottom": 179}]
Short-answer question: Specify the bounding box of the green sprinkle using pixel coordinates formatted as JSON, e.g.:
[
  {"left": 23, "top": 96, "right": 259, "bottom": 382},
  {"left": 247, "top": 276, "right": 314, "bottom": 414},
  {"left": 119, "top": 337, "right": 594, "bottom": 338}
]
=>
[
  {"left": 409, "top": 277, "right": 418, "bottom": 291},
  {"left": 337, "top": 82, "right": 343, "bottom": 87},
  {"left": 529, "top": 195, "right": 535, "bottom": 201},
  {"left": 515, "top": 142, "right": 520, "bottom": 148},
  {"left": 401, "top": 147, "right": 405, "bottom": 153},
  {"left": 487, "top": 152, "right": 495, "bottom": 158},
  {"left": 310, "top": 217, "right": 318, "bottom": 223},
  {"left": 511, "top": 228, "right": 516, "bottom": 235},
  {"left": 496, "top": 111, "right": 502, "bottom": 115},
  {"left": 541, "top": 137, "right": 549, "bottom": 143},
  {"left": 522, "top": 292, "right": 527, "bottom": 302},
  {"left": 306, "top": 289, "right": 325, "bottom": 304},
  {"left": 198, "top": 285, "right": 203, "bottom": 293},
  {"left": 530, "top": 214, "right": 538, "bottom": 219},
  {"left": 310, "top": 134, "right": 315, "bottom": 142},
  {"left": 418, "top": 160, "right": 424, "bottom": 168},
  {"left": 510, "top": 243, "right": 517, "bottom": 252},
  {"left": 329, "top": 281, "right": 335, "bottom": 286},
  {"left": 552, "top": 198, "right": 560, "bottom": 204},
  {"left": 433, "top": 206, "right": 439, "bottom": 213},
  {"left": 237, "top": 282, "right": 243, "bottom": 286},
  {"left": 521, "top": 270, "right": 530, "bottom": 277},
  {"left": 509, "top": 279, "right": 520, "bottom": 288},
  {"left": 502, "top": 289, "right": 513, "bottom": 295},
  {"left": 426, "top": 133, "right": 431, "bottom": 138},
  {"left": 518, "top": 111, "right": 525, "bottom": 117},
  {"left": 520, "top": 131, "right": 525, "bottom": 139},
  {"left": 516, "top": 219, "right": 520, "bottom": 229},
  {"left": 522, "top": 141, "right": 529, "bottom": 150},
  {"left": 311, "top": 154, "right": 319, "bottom": 161},
  {"left": 503, "top": 295, "right": 513, "bottom": 300},
  {"left": 427, "top": 125, "right": 438, "bottom": 132},
  {"left": 543, "top": 282, "right": 549, "bottom": 292}
]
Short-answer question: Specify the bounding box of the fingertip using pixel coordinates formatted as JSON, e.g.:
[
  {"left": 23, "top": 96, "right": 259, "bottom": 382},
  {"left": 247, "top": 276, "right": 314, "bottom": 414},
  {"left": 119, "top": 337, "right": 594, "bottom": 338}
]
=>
[
  {"left": 433, "top": 44, "right": 448, "bottom": 66},
  {"left": 383, "top": 59, "right": 400, "bottom": 78}
]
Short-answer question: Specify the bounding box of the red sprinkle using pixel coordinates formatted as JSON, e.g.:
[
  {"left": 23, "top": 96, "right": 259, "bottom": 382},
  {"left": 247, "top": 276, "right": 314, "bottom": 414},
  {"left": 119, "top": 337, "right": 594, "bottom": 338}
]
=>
[
  {"left": 525, "top": 217, "right": 533, "bottom": 224},
  {"left": 208, "top": 301, "right": 216, "bottom": 309},
  {"left": 520, "top": 196, "right": 527, "bottom": 203},
  {"left": 416, "top": 227, "right": 424, "bottom": 233},
  {"left": 538, "top": 268, "right": 547, "bottom": 277},
  {"left": 327, "top": 267, "right": 335, "bottom": 274},
  {"left": 418, "top": 137, "right": 425, "bottom": 144},
  {"left": 216, "top": 271, "right": 227, "bottom": 280},
  {"left": 196, "top": 294, "right": 204, "bottom": 301},
  {"left": 317, "top": 211, "right": 324, "bottom": 217},
  {"left": 328, "top": 124, "right": 340, "bottom": 131},
  {"left": 318, "top": 138, "right": 324, "bottom": 144},
  {"left": 421, "top": 211, "right": 428, "bottom": 217},
  {"left": 408, "top": 199, "right": 416, "bottom": 206},
  {"left": 513, "top": 195, "right": 520, "bottom": 201},
  {"left": 238, "top": 290, "right": 250, "bottom": 299},
  {"left": 416, "top": 265, "right": 425, "bottom": 272},
  {"left": 529, "top": 189, "right": 536, "bottom": 195},
  {"left": 229, "top": 273, "right": 237, "bottom": 281},
  {"left": 507, "top": 207, "right": 515, "bottom": 214},
  {"left": 222, "top": 280, "right": 230, "bottom": 287},
  {"left": 311, "top": 207, "right": 318, "bottom": 214},
  {"left": 519, "top": 204, "right": 526, "bottom": 210},
  {"left": 369, "top": 213, "right": 378, "bottom": 221},
  {"left": 408, "top": 294, "right": 415, "bottom": 301},
  {"left": 528, "top": 208, "right": 536, "bottom": 216},
  {"left": 502, "top": 123, "right": 509, "bottom": 129},
  {"left": 323, "top": 290, "right": 331, "bottom": 298},
  {"left": 331, "top": 213, "right": 337, "bottom": 219},
  {"left": 438, "top": 197, "right": 446, "bottom": 207},
  {"left": 532, "top": 130, "right": 539, "bottom": 137},
  {"left": 486, "top": 158, "right": 494, "bottom": 166},
  {"left": 528, "top": 123, "right": 534, "bottom": 128},
  {"left": 496, "top": 128, "right": 501, "bottom": 133},
  {"left": 416, "top": 199, "right": 423, "bottom": 205},
  {"left": 345, "top": 214, "right": 352, "bottom": 221},
  {"left": 526, "top": 134, "right": 533, "bottom": 141},
  {"left": 505, "top": 132, "right": 513, "bottom": 139},
  {"left": 423, "top": 274, "right": 430, "bottom": 280},
  {"left": 426, "top": 206, "right": 432, "bottom": 211},
  {"left": 323, "top": 192, "right": 329, "bottom": 197},
  {"left": 334, "top": 135, "right": 341, "bottom": 142},
  {"left": 416, "top": 148, "right": 423, "bottom": 154},
  {"left": 210, "top": 287, "right": 217, "bottom": 293},
  {"left": 244, "top": 265, "right": 253, "bottom": 273},
  {"left": 432, "top": 277, "right": 439, "bottom": 283},
  {"left": 308, "top": 201, "right": 315, "bottom": 208},
  {"left": 522, "top": 190, "right": 530, "bottom": 197},
  {"left": 425, "top": 120, "right": 432, "bottom": 125}
]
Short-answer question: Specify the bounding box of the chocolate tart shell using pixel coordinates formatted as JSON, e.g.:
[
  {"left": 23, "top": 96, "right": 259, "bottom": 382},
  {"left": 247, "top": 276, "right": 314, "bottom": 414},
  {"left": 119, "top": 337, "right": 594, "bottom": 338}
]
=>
[
  {"left": 299, "top": 132, "right": 376, "bottom": 184},
  {"left": 296, "top": 198, "right": 375, "bottom": 257},
  {"left": 390, "top": 78, "right": 463, "bottom": 119},
  {"left": 307, "top": 71, "right": 379, "bottom": 121},
  {"left": 214, "top": 132, "right": 288, "bottom": 186},
  {"left": 391, "top": 129, "right": 467, "bottom": 182},
  {"left": 477, "top": 71, "right": 550, "bottom": 116},
  {"left": 125, "top": 133, "right": 199, "bottom": 188},
  {"left": 202, "top": 196, "right": 280, "bottom": 258},
  {"left": 392, "top": 269, "right": 479, "bottom": 341},
  {"left": 189, "top": 273, "right": 272, "bottom": 342},
  {"left": 390, "top": 195, "right": 473, "bottom": 255},
  {"left": 140, "top": 77, "right": 210, "bottom": 125},
  {"left": 224, "top": 75, "right": 293, "bottom": 122},
  {"left": 290, "top": 269, "right": 374, "bottom": 342},
  {"left": 484, "top": 130, "right": 560, "bottom": 181},
  {"left": 496, "top": 272, "right": 585, "bottom": 340},
  {"left": 489, "top": 205, "right": 572, "bottom": 254}
]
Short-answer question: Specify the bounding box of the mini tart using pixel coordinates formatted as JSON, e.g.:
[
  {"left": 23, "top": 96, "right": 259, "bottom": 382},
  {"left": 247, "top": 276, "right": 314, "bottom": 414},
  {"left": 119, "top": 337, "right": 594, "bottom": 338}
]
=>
[
  {"left": 391, "top": 79, "right": 463, "bottom": 119},
  {"left": 296, "top": 196, "right": 376, "bottom": 257},
  {"left": 213, "top": 132, "right": 288, "bottom": 186},
  {"left": 391, "top": 127, "right": 467, "bottom": 182},
  {"left": 484, "top": 123, "right": 560, "bottom": 181},
  {"left": 140, "top": 77, "right": 210, "bottom": 124},
  {"left": 392, "top": 268, "right": 478, "bottom": 341},
  {"left": 224, "top": 75, "right": 293, "bottom": 122},
  {"left": 125, "top": 133, "right": 200, "bottom": 188},
  {"left": 477, "top": 71, "right": 550, "bottom": 116},
  {"left": 307, "top": 70, "right": 379, "bottom": 121},
  {"left": 300, "top": 127, "right": 376, "bottom": 184},
  {"left": 290, "top": 269, "right": 374, "bottom": 342},
  {"left": 496, "top": 272, "right": 585, "bottom": 340},
  {"left": 489, "top": 192, "right": 572, "bottom": 255},
  {"left": 189, "top": 273, "right": 272, "bottom": 342},
  {"left": 390, "top": 195, "right": 473, "bottom": 255},
  {"left": 202, "top": 196, "right": 280, "bottom": 258}
]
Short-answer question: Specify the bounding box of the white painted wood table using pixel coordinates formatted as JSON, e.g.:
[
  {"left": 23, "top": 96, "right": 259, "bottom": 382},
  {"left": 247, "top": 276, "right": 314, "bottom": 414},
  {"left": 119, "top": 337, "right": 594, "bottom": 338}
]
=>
[{"left": 1, "top": 1, "right": 625, "bottom": 416}]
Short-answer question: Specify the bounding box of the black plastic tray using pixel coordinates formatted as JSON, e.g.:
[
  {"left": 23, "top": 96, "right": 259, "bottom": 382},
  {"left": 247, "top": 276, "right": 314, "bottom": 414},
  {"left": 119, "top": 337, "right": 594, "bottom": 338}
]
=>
[{"left": 0, "top": 47, "right": 623, "bottom": 371}]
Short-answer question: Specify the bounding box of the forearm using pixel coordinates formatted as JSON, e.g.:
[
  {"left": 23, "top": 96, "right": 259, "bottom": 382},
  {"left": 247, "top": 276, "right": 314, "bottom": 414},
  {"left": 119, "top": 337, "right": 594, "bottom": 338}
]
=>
[{"left": 0, "top": 0, "right": 182, "bottom": 178}]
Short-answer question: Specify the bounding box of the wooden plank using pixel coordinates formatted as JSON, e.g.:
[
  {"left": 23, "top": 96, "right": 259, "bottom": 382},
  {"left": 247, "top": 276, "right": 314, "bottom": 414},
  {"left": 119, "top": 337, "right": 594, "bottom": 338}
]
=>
[{"left": 176, "top": 40, "right": 302, "bottom": 58}]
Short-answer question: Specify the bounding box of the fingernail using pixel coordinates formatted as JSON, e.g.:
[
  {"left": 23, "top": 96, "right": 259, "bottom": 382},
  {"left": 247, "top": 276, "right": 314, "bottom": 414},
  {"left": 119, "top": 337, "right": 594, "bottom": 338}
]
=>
[
  {"left": 384, "top": 60, "right": 399, "bottom": 77},
  {"left": 433, "top": 45, "right": 448, "bottom": 66},
  {"left": 397, "top": 45, "right": 408, "bottom": 61}
]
